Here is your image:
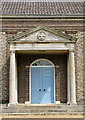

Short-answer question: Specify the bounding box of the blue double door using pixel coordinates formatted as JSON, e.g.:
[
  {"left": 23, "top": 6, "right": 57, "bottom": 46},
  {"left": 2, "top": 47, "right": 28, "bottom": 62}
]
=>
[{"left": 31, "top": 67, "right": 54, "bottom": 104}]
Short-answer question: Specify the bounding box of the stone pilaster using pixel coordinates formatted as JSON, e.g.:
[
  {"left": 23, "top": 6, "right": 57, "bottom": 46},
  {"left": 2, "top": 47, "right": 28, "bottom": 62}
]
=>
[
  {"left": 67, "top": 54, "right": 70, "bottom": 105},
  {"left": 9, "top": 50, "right": 18, "bottom": 105},
  {"left": 69, "top": 50, "right": 76, "bottom": 105}
]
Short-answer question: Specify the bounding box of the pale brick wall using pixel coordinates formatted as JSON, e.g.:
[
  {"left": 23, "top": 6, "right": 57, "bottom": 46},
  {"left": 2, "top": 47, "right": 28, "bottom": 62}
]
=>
[
  {"left": 75, "top": 32, "right": 84, "bottom": 105},
  {"left": 0, "top": 32, "right": 3, "bottom": 103},
  {"left": 83, "top": 32, "right": 85, "bottom": 114},
  {"left": 0, "top": 32, "right": 9, "bottom": 103}
]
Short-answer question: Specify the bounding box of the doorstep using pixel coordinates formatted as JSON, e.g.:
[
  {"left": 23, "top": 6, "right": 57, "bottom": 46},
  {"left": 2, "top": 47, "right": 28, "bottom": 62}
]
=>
[{"left": 0, "top": 114, "right": 84, "bottom": 119}]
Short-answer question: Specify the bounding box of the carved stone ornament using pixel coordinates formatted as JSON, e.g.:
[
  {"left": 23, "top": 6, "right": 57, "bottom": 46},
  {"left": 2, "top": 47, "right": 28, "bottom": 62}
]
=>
[{"left": 37, "top": 31, "right": 46, "bottom": 41}]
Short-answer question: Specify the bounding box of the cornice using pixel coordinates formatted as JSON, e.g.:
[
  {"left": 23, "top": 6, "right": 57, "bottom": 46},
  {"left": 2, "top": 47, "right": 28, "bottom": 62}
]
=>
[
  {"left": 1, "top": 19, "right": 84, "bottom": 22},
  {"left": 7, "top": 26, "right": 77, "bottom": 43},
  {"left": 9, "top": 41, "right": 76, "bottom": 44},
  {"left": 0, "top": 15, "right": 84, "bottom": 18},
  {"left": 0, "top": 15, "right": 84, "bottom": 22}
]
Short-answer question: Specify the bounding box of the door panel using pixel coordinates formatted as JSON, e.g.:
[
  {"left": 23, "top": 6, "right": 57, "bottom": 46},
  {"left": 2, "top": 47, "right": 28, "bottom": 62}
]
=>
[
  {"left": 31, "top": 67, "right": 54, "bottom": 104},
  {"left": 31, "top": 67, "right": 42, "bottom": 103},
  {"left": 42, "top": 67, "right": 54, "bottom": 103}
]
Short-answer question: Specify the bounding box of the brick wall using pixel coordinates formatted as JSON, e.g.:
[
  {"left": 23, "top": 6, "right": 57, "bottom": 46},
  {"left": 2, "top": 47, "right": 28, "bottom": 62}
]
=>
[
  {"left": 83, "top": 32, "right": 85, "bottom": 109},
  {"left": 75, "top": 32, "right": 84, "bottom": 105},
  {"left": 0, "top": 32, "right": 9, "bottom": 103},
  {"left": 2, "top": 20, "right": 84, "bottom": 33},
  {"left": 17, "top": 54, "right": 67, "bottom": 103}
]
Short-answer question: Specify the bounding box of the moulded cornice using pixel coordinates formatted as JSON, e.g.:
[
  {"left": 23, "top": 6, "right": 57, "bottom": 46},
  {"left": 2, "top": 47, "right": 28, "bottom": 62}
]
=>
[
  {"left": 1, "top": 15, "right": 84, "bottom": 22},
  {"left": 8, "top": 26, "right": 77, "bottom": 43},
  {"left": 1, "top": 15, "right": 84, "bottom": 18}
]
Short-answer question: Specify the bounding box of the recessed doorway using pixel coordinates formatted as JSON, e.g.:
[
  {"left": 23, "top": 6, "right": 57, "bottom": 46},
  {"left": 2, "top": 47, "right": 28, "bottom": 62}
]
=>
[{"left": 30, "top": 59, "right": 55, "bottom": 104}]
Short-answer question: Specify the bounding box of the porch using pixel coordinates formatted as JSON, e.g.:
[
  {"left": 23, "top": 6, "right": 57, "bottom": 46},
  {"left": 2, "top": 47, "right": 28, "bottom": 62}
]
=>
[{"left": 8, "top": 26, "right": 77, "bottom": 105}]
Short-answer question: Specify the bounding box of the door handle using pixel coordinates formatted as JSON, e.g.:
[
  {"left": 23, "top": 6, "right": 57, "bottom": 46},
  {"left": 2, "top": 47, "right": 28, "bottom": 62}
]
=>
[
  {"left": 39, "top": 89, "right": 41, "bottom": 91},
  {"left": 44, "top": 89, "right": 46, "bottom": 91}
]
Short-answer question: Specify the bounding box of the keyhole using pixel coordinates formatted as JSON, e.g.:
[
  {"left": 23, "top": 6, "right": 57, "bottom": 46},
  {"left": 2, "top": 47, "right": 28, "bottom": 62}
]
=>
[
  {"left": 44, "top": 89, "right": 46, "bottom": 91},
  {"left": 39, "top": 89, "right": 41, "bottom": 91}
]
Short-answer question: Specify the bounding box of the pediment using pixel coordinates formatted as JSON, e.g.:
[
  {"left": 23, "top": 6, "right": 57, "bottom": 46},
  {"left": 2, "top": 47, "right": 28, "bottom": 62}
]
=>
[{"left": 8, "top": 26, "right": 76, "bottom": 43}]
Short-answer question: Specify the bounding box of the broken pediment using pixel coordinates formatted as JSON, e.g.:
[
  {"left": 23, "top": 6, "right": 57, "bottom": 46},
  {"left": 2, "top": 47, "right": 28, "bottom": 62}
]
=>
[{"left": 8, "top": 26, "right": 77, "bottom": 43}]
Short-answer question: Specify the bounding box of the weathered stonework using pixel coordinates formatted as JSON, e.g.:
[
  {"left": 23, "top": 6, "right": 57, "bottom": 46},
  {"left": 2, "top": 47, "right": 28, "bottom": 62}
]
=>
[
  {"left": 75, "top": 32, "right": 84, "bottom": 105},
  {"left": 0, "top": 32, "right": 9, "bottom": 103},
  {"left": 83, "top": 32, "right": 85, "bottom": 113}
]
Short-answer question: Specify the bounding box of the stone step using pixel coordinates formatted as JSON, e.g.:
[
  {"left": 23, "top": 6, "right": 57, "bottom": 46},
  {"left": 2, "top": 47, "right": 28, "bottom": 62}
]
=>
[
  {"left": 1, "top": 104, "right": 84, "bottom": 115},
  {"left": 2, "top": 107, "right": 83, "bottom": 111},
  {"left": 2, "top": 109, "right": 83, "bottom": 114},
  {"left": 3, "top": 107, "right": 83, "bottom": 112},
  {"left": 3, "top": 104, "right": 83, "bottom": 108}
]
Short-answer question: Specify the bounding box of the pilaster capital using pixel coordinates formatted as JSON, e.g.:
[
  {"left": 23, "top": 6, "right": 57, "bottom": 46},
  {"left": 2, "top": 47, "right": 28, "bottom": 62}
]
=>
[
  {"left": 69, "top": 49, "right": 74, "bottom": 53},
  {"left": 10, "top": 50, "right": 15, "bottom": 54}
]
